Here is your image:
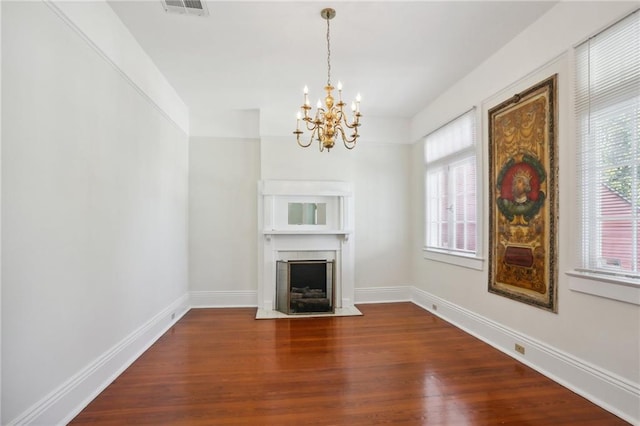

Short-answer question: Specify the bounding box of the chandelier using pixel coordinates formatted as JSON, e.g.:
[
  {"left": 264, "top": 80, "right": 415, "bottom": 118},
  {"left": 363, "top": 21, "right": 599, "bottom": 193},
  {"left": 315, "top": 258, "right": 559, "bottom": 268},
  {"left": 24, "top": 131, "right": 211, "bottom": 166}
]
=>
[{"left": 294, "top": 8, "right": 362, "bottom": 152}]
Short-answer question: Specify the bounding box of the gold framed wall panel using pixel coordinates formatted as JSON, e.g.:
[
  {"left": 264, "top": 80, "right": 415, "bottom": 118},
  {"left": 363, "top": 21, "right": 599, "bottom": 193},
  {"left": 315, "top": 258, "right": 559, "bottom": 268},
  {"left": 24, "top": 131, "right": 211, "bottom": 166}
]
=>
[{"left": 488, "top": 74, "right": 558, "bottom": 313}]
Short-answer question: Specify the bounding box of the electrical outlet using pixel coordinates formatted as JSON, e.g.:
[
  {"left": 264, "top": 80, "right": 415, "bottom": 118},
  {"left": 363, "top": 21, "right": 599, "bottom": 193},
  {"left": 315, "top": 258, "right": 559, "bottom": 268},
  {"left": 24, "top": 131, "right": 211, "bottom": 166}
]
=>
[
  {"left": 515, "top": 343, "right": 525, "bottom": 355},
  {"left": 432, "top": 304, "right": 437, "bottom": 311}
]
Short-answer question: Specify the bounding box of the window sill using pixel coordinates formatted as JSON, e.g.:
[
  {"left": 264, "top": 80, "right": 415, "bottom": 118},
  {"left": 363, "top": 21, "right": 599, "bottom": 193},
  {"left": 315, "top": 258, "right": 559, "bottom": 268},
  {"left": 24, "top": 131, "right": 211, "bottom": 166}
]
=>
[
  {"left": 422, "top": 248, "right": 484, "bottom": 270},
  {"left": 566, "top": 270, "right": 640, "bottom": 306}
]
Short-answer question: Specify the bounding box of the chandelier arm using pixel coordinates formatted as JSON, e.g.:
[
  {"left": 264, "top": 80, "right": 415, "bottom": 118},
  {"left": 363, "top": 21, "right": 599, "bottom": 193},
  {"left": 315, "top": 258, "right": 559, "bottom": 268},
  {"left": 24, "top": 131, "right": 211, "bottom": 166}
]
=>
[
  {"left": 342, "top": 120, "right": 360, "bottom": 130},
  {"left": 339, "top": 122, "right": 360, "bottom": 142},
  {"left": 338, "top": 125, "right": 357, "bottom": 146},
  {"left": 337, "top": 127, "right": 357, "bottom": 149},
  {"left": 335, "top": 124, "right": 354, "bottom": 143},
  {"left": 342, "top": 111, "right": 362, "bottom": 129},
  {"left": 312, "top": 108, "right": 325, "bottom": 124},
  {"left": 317, "top": 125, "right": 327, "bottom": 152},
  {"left": 309, "top": 127, "right": 322, "bottom": 148},
  {"left": 333, "top": 106, "right": 359, "bottom": 130},
  {"left": 296, "top": 130, "right": 313, "bottom": 148}
]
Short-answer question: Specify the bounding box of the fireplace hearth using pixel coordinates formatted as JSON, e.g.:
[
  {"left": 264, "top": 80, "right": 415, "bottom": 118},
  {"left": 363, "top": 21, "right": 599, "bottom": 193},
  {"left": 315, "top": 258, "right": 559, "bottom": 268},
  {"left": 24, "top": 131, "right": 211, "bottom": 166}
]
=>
[{"left": 276, "top": 260, "right": 334, "bottom": 314}]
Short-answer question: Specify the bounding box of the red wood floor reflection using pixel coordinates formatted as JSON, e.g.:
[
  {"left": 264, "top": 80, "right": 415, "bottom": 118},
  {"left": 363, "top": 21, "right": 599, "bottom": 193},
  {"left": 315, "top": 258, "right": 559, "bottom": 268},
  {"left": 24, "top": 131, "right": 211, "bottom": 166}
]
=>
[{"left": 70, "top": 303, "right": 628, "bottom": 425}]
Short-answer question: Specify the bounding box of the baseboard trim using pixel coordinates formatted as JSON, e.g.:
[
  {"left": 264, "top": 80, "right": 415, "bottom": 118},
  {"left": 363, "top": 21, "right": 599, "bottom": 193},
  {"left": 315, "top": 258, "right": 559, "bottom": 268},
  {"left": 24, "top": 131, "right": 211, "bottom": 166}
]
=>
[
  {"left": 354, "top": 286, "right": 411, "bottom": 304},
  {"left": 411, "top": 287, "right": 640, "bottom": 425},
  {"left": 7, "top": 293, "right": 190, "bottom": 426},
  {"left": 190, "top": 290, "right": 257, "bottom": 308},
  {"left": 189, "top": 287, "right": 414, "bottom": 308}
]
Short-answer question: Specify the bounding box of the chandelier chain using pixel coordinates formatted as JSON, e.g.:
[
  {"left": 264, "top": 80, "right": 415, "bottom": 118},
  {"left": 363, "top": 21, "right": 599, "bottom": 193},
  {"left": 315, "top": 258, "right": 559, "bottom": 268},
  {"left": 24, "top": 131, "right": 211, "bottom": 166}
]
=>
[
  {"left": 294, "top": 7, "right": 361, "bottom": 152},
  {"left": 326, "top": 15, "right": 331, "bottom": 86}
]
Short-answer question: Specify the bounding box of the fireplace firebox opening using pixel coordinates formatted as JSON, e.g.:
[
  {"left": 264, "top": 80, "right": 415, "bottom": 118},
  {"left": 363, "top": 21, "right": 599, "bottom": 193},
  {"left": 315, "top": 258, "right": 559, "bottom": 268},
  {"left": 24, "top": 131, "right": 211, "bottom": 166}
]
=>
[{"left": 276, "top": 260, "right": 334, "bottom": 315}]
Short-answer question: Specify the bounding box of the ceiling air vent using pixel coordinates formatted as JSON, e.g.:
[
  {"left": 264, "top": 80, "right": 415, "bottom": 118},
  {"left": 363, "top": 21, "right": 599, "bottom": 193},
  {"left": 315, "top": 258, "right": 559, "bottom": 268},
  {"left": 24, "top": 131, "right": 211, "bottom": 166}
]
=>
[{"left": 161, "top": 0, "right": 209, "bottom": 17}]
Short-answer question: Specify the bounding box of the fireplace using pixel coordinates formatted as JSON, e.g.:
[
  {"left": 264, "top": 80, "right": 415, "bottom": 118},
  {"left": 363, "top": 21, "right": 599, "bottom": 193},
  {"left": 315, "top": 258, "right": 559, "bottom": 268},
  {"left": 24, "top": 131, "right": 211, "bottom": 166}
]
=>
[
  {"left": 276, "top": 260, "right": 334, "bottom": 314},
  {"left": 257, "top": 180, "right": 360, "bottom": 319}
]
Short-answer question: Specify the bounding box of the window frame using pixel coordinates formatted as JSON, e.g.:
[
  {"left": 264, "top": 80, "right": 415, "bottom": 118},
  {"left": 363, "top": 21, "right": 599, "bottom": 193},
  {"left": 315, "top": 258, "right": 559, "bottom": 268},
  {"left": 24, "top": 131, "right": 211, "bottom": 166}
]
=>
[
  {"left": 570, "top": 9, "right": 640, "bottom": 305},
  {"left": 423, "top": 108, "right": 484, "bottom": 270}
]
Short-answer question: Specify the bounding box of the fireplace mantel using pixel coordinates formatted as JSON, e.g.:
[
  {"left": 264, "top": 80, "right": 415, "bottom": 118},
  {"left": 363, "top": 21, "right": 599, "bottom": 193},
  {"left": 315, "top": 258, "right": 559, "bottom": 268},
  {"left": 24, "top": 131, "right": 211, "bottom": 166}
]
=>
[
  {"left": 262, "top": 229, "right": 352, "bottom": 241},
  {"left": 257, "top": 180, "right": 356, "bottom": 317}
]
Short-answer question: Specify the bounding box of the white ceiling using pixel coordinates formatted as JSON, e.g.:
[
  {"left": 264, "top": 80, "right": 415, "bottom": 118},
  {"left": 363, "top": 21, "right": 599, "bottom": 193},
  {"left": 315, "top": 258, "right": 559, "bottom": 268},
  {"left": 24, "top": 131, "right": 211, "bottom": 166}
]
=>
[{"left": 108, "top": 1, "right": 557, "bottom": 122}]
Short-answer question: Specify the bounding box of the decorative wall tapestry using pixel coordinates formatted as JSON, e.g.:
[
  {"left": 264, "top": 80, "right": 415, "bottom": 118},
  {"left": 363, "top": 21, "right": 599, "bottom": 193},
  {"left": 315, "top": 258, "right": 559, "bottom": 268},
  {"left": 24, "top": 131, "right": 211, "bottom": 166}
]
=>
[{"left": 488, "top": 74, "right": 558, "bottom": 312}]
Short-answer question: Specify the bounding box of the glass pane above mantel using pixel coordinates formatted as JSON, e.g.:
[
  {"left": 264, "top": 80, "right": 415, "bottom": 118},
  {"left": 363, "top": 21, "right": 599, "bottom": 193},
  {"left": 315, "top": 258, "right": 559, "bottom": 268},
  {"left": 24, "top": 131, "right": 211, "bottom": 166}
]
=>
[{"left": 288, "top": 202, "right": 327, "bottom": 225}]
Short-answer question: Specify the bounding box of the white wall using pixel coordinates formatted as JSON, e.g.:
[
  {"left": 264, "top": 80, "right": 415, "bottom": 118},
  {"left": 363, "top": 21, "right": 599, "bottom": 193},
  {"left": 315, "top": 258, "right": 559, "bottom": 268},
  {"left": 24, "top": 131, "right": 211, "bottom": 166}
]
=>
[
  {"left": 189, "top": 137, "right": 260, "bottom": 295},
  {"left": 410, "top": 1, "right": 639, "bottom": 422},
  {"left": 260, "top": 135, "right": 358, "bottom": 182},
  {"left": 1, "top": 2, "right": 189, "bottom": 424},
  {"left": 191, "top": 110, "right": 260, "bottom": 139},
  {"left": 353, "top": 142, "right": 411, "bottom": 288}
]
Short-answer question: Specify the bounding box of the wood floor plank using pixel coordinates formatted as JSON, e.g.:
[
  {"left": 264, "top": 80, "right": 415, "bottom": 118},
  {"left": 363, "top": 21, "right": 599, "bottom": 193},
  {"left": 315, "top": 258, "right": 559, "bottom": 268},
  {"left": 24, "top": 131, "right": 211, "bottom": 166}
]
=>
[{"left": 70, "top": 303, "right": 629, "bottom": 425}]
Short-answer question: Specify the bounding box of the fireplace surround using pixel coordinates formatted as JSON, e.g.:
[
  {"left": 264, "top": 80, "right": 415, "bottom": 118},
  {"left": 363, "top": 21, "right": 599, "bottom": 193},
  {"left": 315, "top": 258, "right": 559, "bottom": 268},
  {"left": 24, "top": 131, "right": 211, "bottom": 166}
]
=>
[{"left": 256, "top": 180, "right": 360, "bottom": 319}]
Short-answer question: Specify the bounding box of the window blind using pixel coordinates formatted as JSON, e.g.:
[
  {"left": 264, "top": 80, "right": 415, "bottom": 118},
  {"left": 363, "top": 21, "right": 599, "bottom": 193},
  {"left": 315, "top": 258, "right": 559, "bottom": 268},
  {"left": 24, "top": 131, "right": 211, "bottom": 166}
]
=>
[
  {"left": 424, "top": 110, "right": 476, "bottom": 164},
  {"left": 575, "top": 9, "right": 640, "bottom": 279}
]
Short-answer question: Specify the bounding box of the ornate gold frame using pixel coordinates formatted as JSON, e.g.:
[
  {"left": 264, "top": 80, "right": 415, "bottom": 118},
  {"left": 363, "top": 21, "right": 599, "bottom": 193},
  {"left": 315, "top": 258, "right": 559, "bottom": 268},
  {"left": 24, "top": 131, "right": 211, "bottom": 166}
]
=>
[{"left": 488, "top": 75, "right": 558, "bottom": 312}]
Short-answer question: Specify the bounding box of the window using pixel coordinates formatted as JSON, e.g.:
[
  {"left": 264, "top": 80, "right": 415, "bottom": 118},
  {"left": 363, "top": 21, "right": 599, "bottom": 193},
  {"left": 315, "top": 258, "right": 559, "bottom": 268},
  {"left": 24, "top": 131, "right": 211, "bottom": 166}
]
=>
[
  {"left": 575, "top": 10, "right": 640, "bottom": 284},
  {"left": 424, "top": 109, "right": 479, "bottom": 265}
]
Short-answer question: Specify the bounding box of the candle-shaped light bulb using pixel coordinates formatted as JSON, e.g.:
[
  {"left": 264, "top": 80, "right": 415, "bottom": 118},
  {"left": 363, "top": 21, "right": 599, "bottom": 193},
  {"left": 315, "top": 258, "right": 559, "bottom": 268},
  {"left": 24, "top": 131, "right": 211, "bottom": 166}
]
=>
[
  {"left": 337, "top": 81, "right": 343, "bottom": 91},
  {"left": 351, "top": 101, "right": 356, "bottom": 112},
  {"left": 296, "top": 111, "right": 302, "bottom": 130},
  {"left": 317, "top": 99, "right": 322, "bottom": 109},
  {"left": 356, "top": 93, "right": 361, "bottom": 112},
  {"left": 303, "top": 85, "right": 308, "bottom": 95},
  {"left": 303, "top": 85, "right": 309, "bottom": 106}
]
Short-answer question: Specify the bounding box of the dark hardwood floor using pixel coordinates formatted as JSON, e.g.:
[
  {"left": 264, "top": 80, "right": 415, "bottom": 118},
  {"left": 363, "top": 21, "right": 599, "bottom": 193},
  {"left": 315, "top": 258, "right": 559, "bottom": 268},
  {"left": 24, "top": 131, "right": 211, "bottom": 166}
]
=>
[{"left": 70, "top": 303, "right": 628, "bottom": 425}]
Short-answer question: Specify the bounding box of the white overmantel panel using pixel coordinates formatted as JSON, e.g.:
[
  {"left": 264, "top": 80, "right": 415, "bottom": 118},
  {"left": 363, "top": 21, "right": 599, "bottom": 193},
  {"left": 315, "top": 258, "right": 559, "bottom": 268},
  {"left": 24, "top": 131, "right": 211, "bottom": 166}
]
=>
[
  {"left": 261, "top": 180, "right": 354, "bottom": 235},
  {"left": 258, "top": 180, "right": 355, "bottom": 314}
]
